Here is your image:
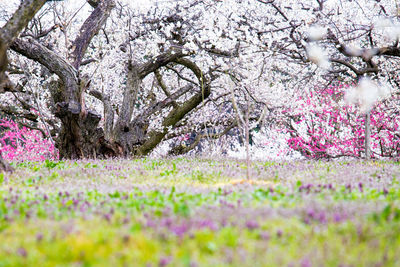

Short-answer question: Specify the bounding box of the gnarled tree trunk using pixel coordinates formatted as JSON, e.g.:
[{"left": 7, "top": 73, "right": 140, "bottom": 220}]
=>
[
  {"left": 9, "top": 1, "right": 214, "bottom": 160},
  {"left": 10, "top": 0, "right": 116, "bottom": 160},
  {"left": 111, "top": 62, "right": 147, "bottom": 156},
  {"left": 56, "top": 0, "right": 116, "bottom": 159},
  {"left": 110, "top": 55, "right": 211, "bottom": 157}
]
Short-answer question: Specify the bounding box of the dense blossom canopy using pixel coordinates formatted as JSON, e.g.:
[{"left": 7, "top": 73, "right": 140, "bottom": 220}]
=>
[{"left": 0, "top": 0, "right": 399, "bottom": 160}]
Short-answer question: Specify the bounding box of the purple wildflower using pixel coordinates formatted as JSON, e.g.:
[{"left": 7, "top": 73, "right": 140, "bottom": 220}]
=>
[
  {"left": 171, "top": 223, "right": 189, "bottom": 237},
  {"left": 36, "top": 233, "right": 43, "bottom": 242},
  {"left": 159, "top": 256, "right": 172, "bottom": 267},
  {"left": 17, "top": 247, "right": 27, "bottom": 257},
  {"left": 245, "top": 220, "right": 259, "bottom": 230},
  {"left": 300, "top": 257, "right": 312, "bottom": 267},
  {"left": 277, "top": 229, "right": 283, "bottom": 237}
]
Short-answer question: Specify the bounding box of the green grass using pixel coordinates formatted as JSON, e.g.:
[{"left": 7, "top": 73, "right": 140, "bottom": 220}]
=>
[{"left": 0, "top": 158, "right": 399, "bottom": 266}]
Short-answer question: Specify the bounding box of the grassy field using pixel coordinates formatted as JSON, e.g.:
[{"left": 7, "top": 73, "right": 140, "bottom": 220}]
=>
[{"left": 0, "top": 158, "right": 400, "bottom": 266}]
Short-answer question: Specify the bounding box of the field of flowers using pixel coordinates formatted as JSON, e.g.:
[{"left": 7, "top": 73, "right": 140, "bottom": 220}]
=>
[{"left": 0, "top": 158, "right": 400, "bottom": 266}]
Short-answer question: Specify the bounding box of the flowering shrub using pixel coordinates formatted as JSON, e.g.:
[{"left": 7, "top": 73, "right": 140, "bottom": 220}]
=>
[
  {"left": 284, "top": 83, "right": 400, "bottom": 159},
  {"left": 0, "top": 119, "right": 58, "bottom": 162}
]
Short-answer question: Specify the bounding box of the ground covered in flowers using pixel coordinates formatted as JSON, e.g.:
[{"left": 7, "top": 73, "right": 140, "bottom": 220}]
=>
[{"left": 0, "top": 158, "right": 400, "bottom": 266}]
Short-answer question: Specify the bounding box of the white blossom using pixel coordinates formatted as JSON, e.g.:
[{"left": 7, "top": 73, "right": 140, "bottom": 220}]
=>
[
  {"left": 306, "top": 44, "right": 330, "bottom": 69},
  {"left": 374, "top": 17, "right": 400, "bottom": 41},
  {"left": 345, "top": 77, "right": 390, "bottom": 113},
  {"left": 307, "top": 25, "right": 327, "bottom": 41}
]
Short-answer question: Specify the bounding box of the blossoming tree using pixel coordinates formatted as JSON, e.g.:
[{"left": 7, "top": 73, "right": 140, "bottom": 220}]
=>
[
  {"left": 1, "top": 0, "right": 399, "bottom": 164},
  {"left": 255, "top": 0, "right": 400, "bottom": 159}
]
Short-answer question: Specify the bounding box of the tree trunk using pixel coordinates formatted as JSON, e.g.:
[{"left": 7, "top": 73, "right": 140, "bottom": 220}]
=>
[
  {"left": 112, "top": 62, "right": 147, "bottom": 156},
  {"left": 9, "top": 0, "right": 116, "bottom": 160},
  {"left": 56, "top": 103, "right": 98, "bottom": 159},
  {"left": 56, "top": 0, "right": 115, "bottom": 159},
  {"left": 0, "top": 153, "right": 14, "bottom": 173},
  {"left": 365, "top": 111, "right": 371, "bottom": 159},
  {"left": 55, "top": 100, "right": 122, "bottom": 159},
  {"left": 245, "top": 102, "right": 250, "bottom": 180}
]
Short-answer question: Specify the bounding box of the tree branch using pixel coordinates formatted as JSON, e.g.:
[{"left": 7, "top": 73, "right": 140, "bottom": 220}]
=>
[
  {"left": 11, "top": 38, "right": 79, "bottom": 107},
  {"left": 168, "top": 122, "right": 237, "bottom": 156},
  {"left": 0, "top": 0, "right": 47, "bottom": 45},
  {"left": 0, "top": 105, "right": 38, "bottom": 122},
  {"left": 138, "top": 47, "right": 187, "bottom": 79},
  {"left": 136, "top": 60, "right": 211, "bottom": 155},
  {"left": 89, "top": 89, "right": 114, "bottom": 138},
  {"left": 135, "top": 84, "right": 194, "bottom": 122},
  {"left": 70, "top": 0, "right": 115, "bottom": 69}
]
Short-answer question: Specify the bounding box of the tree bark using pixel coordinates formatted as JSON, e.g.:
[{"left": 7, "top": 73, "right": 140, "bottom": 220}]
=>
[
  {"left": 0, "top": 0, "right": 47, "bottom": 44},
  {"left": 111, "top": 62, "right": 144, "bottom": 156},
  {"left": 114, "top": 55, "right": 211, "bottom": 157}
]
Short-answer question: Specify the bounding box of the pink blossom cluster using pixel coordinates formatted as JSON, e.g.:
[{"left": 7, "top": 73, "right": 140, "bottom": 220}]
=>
[
  {"left": 0, "top": 119, "right": 58, "bottom": 162},
  {"left": 284, "top": 83, "right": 400, "bottom": 159}
]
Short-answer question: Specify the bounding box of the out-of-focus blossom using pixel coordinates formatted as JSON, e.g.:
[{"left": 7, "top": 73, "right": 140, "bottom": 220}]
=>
[
  {"left": 306, "top": 44, "right": 330, "bottom": 69},
  {"left": 307, "top": 25, "right": 327, "bottom": 41},
  {"left": 374, "top": 17, "right": 400, "bottom": 41},
  {"left": 345, "top": 77, "right": 391, "bottom": 113}
]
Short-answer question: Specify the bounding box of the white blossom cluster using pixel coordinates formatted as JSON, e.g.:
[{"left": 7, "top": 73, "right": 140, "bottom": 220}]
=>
[{"left": 345, "top": 78, "right": 392, "bottom": 113}]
